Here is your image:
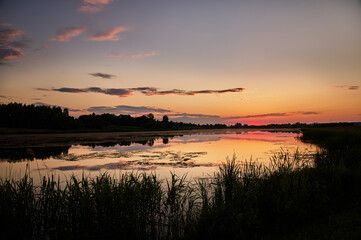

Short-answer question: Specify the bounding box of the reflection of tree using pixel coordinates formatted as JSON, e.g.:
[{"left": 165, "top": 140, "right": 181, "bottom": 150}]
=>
[
  {"left": 147, "top": 140, "right": 154, "bottom": 146},
  {"left": 79, "top": 136, "right": 175, "bottom": 148},
  {"left": 120, "top": 141, "right": 131, "bottom": 146},
  {"left": 0, "top": 146, "right": 71, "bottom": 162},
  {"left": 0, "top": 134, "right": 183, "bottom": 162}
]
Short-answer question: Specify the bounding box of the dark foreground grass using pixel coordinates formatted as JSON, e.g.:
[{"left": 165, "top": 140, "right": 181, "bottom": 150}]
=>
[{"left": 1, "top": 127, "right": 361, "bottom": 240}]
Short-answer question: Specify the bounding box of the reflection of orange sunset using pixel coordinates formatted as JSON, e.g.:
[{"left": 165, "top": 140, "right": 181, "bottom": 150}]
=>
[{"left": 0, "top": 131, "right": 315, "bottom": 183}]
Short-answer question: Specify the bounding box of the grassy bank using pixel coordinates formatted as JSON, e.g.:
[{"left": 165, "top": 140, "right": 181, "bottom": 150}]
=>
[{"left": 1, "top": 127, "right": 361, "bottom": 239}]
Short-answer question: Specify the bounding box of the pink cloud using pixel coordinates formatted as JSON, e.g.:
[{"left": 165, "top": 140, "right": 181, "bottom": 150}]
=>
[
  {"left": 0, "top": 48, "right": 25, "bottom": 60},
  {"left": 0, "top": 28, "right": 26, "bottom": 62},
  {"left": 106, "top": 51, "right": 158, "bottom": 59},
  {"left": 78, "top": 0, "right": 114, "bottom": 13},
  {"left": 331, "top": 85, "right": 360, "bottom": 90},
  {"left": 84, "top": 0, "right": 113, "bottom": 3},
  {"left": 51, "top": 26, "right": 87, "bottom": 42},
  {"left": 90, "top": 26, "right": 129, "bottom": 41},
  {"left": 0, "top": 29, "right": 23, "bottom": 45},
  {"left": 33, "top": 45, "right": 49, "bottom": 52},
  {"left": 0, "top": 23, "right": 12, "bottom": 27}
]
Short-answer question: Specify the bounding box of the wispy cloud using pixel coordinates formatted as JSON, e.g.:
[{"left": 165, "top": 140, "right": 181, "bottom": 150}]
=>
[
  {"left": 37, "top": 87, "right": 246, "bottom": 97},
  {"left": 33, "top": 45, "right": 48, "bottom": 52},
  {"left": 88, "top": 105, "right": 171, "bottom": 115},
  {"left": 331, "top": 85, "right": 359, "bottom": 90},
  {"left": 168, "top": 113, "right": 220, "bottom": 118},
  {"left": 0, "top": 48, "right": 25, "bottom": 60},
  {"left": 106, "top": 51, "right": 158, "bottom": 59},
  {"left": 348, "top": 86, "right": 359, "bottom": 90},
  {"left": 89, "top": 72, "right": 115, "bottom": 79},
  {"left": 37, "top": 87, "right": 131, "bottom": 97},
  {"left": 225, "top": 113, "right": 290, "bottom": 119},
  {"left": 90, "top": 26, "right": 129, "bottom": 41},
  {"left": 51, "top": 26, "right": 87, "bottom": 42},
  {"left": 33, "top": 102, "right": 82, "bottom": 112},
  {"left": 79, "top": 0, "right": 114, "bottom": 13},
  {"left": 0, "top": 23, "right": 12, "bottom": 27},
  {"left": 225, "top": 111, "right": 320, "bottom": 120},
  {"left": 293, "top": 111, "right": 320, "bottom": 115},
  {"left": 146, "top": 88, "right": 245, "bottom": 96},
  {"left": 168, "top": 114, "right": 222, "bottom": 124},
  {"left": 85, "top": 105, "right": 223, "bottom": 124},
  {"left": 0, "top": 29, "right": 23, "bottom": 44},
  {"left": 0, "top": 28, "right": 26, "bottom": 63}
]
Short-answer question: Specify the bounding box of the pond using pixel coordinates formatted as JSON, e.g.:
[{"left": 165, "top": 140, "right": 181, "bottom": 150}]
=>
[{"left": 0, "top": 129, "right": 316, "bottom": 184}]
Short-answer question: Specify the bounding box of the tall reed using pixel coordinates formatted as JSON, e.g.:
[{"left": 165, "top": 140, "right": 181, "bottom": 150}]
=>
[{"left": 1, "top": 146, "right": 360, "bottom": 239}]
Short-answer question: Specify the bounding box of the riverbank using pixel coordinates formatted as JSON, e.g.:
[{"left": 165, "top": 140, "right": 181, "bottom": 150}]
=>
[{"left": 0, "top": 128, "right": 299, "bottom": 147}]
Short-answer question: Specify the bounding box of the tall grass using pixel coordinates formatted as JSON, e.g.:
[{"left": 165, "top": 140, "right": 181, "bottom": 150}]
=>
[{"left": 1, "top": 143, "right": 361, "bottom": 239}]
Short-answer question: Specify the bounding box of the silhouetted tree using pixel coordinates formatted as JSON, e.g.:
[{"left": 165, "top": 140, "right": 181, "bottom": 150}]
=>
[
  {"left": 147, "top": 113, "right": 154, "bottom": 120},
  {"left": 162, "top": 115, "right": 169, "bottom": 123},
  {"left": 63, "top": 108, "right": 69, "bottom": 117}
]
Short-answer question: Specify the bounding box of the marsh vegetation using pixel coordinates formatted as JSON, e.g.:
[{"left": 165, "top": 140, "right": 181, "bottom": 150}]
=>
[{"left": 1, "top": 127, "right": 360, "bottom": 239}]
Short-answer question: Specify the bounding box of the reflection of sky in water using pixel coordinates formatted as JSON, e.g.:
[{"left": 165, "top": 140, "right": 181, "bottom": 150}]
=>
[
  {"left": 80, "top": 132, "right": 293, "bottom": 153},
  {"left": 0, "top": 131, "right": 316, "bottom": 184}
]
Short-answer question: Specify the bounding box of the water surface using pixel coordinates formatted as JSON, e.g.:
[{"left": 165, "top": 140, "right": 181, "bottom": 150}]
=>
[{"left": 0, "top": 129, "right": 315, "bottom": 183}]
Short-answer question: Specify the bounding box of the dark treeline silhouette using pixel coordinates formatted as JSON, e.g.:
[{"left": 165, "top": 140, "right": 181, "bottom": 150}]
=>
[
  {"left": 0, "top": 103, "right": 227, "bottom": 131},
  {"left": 0, "top": 102, "right": 73, "bottom": 129},
  {"left": 0, "top": 103, "right": 359, "bottom": 132}
]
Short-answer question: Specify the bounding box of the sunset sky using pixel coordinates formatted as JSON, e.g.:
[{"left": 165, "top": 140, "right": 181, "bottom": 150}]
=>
[{"left": 1, "top": 0, "right": 360, "bottom": 125}]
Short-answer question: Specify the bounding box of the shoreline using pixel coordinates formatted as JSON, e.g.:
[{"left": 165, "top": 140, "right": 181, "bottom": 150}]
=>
[{"left": 0, "top": 128, "right": 300, "bottom": 148}]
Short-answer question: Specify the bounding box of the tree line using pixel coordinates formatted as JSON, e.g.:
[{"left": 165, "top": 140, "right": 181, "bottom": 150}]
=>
[
  {"left": 0, "top": 103, "right": 227, "bottom": 131},
  {"left": 0, "top": 103, "right": 358, "bottom": 132}
]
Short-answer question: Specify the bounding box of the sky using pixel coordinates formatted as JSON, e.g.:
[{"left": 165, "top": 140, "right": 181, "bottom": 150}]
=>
[{"left": 0, "top": 0, "right": 360, "bottom": 125}]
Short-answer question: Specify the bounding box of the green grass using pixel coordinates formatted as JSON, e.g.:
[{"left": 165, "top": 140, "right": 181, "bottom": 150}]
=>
[{"left": 1, "top": 127, "right": 361, "bottom": 239}]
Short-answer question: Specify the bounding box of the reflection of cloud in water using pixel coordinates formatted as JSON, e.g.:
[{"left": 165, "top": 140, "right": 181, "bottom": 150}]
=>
[
  {"left": 169, "top": 136, "right": 222, "bottom": 144},
  {"left": 54, "top": 152, "right": 132, "bottom": 161},
  {"left": 51, "top": 165, "right": 86, "bottom": 171},
  {"left": 90, "top": 141, "right": 169, "bottom": 152},
  {"left": 51, "top": 159, "right": 215, "bottom": 172},
  {"left": 55, "top": 150, "right": 206, "bottom": 161},
  {"left": 226, "top": 136, "right": 286, "bottom": 143},
  {"left": 170, "top": 132, "right": 299, "bottom": 144}
]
